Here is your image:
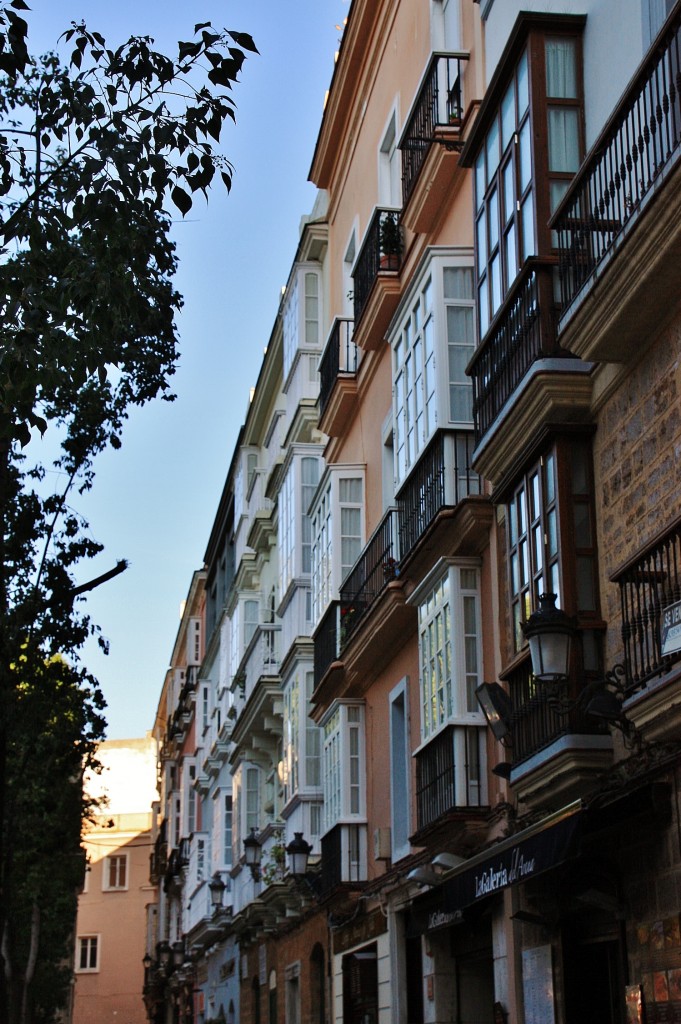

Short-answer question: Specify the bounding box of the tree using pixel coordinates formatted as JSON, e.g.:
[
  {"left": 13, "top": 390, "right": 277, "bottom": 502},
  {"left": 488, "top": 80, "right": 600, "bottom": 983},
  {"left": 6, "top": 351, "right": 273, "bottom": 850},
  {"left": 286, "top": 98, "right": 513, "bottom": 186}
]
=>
[{"left": 0, "top": 3, "right": 257, "bottom": 1020}]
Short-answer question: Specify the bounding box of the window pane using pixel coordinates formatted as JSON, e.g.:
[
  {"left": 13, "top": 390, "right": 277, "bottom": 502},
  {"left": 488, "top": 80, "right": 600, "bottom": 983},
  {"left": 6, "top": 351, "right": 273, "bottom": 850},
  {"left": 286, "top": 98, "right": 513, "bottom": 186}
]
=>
[
  {"left": 502, "top": 160, "right": 515, "bottom": 223},
  {"left": 501, "top": 82, "right": 515, "bottom": 150},
  {"left": 478, "top": 278, "right": 489, "bottom": 338},
  {"left": 476, "top": 211, "right": 487, "bottom": 273},
  {"left": 517, "top": 50, "right": 529, "bottom": 115},
  {"left": 488, "top": 188, "right": 499, "bottom": 250},
  {"left": 443, "top": 266, "right": 474, "bottom": 300},
  {"left": 475, "top": 149, "right": 485, "bottom": 207},
  {"left": 546, "top": 38, "right": 577, "bottom": 98},
  {"left": 519, "top": 119, "right": 532, "bottom": 193},
  {"left": 339, "top": 478, "right": 362, "bottom": 503},
  {"left": 548, "top": 108, "right": 580, "bottom": 172},
  {"left": 486, "top": 116, "right": 500, "bottom": 179},
  {"left": 521, "top": 194, "right": 535, "bottom": 260},
  {"left": 505, "top": 225, "right": 518, "bottom": 287},
  {"left": 490, "top": 254, "right": 502, "bottom": 315}
]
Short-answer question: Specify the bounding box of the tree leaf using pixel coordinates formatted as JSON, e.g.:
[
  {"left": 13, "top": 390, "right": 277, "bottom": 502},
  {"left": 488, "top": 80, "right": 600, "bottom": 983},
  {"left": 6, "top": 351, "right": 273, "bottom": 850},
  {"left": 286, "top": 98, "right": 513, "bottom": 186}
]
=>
[{"left": 171, "top": 184, "right": 192, "bottom": 214}]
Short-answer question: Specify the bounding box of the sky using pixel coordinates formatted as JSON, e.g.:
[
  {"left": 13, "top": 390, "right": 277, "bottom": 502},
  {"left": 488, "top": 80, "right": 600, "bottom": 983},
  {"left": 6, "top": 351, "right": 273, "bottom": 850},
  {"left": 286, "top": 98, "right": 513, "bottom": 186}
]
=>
[{"left": 25, "top": 0, "right": 346, "bottom": 739}]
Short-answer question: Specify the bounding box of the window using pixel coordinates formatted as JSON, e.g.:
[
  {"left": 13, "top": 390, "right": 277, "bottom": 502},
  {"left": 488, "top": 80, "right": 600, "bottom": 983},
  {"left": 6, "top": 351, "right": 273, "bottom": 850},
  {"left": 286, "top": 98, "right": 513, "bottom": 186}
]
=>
[
  {"left": 310, "top": 470, "right": 365, "bottom": 623},
  {"left": 507, "top": 439, "right": 598, "bottom": 656},
  {"left": 279, "top": 454, "right": 321, "bottom": 597},
  {"left": 283, "top": 266, "right": 322, "bottom": 381},
  {"left": 224, "top": 794, "right": 233, "bottom": 868},
  {"left": 379, "top": 109, "right": 401, "bottom": 207},
  {"left": 414, "top": 561, "right": 484, "bottom": 740},
  {"left": 283, "top": 669, "right": 322, "bottom": 805},
  {"left": 186, "top": 762, "right": 197, "bottom": 835},
  {"left": 391, "top": 256, "right": 475, "bottom": 490},
  {"left": 472, "top": 27, "right": 583, "bottom": 337},
  {"left": 103, "top": 853, "right": 128, "bottom": 891},
  {"left": 233, "top": 763, "right": 261, "bottom": 864},
  {"left": 390, "top": 680, "right": 410, "bottom": 861},
  {"left": 76, "top": 935, "right": 99, "bottom": 973},
  {"left": 321, "top": 702, "right": 365, "bottom": 834}
]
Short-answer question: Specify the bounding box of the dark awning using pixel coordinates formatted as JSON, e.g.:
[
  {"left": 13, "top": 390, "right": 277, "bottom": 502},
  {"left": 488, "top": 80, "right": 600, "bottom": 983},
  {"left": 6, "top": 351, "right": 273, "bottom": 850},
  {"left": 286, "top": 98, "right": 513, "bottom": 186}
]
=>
[{"left": 409, "top": 804, "right": 582, "bottom": 935}]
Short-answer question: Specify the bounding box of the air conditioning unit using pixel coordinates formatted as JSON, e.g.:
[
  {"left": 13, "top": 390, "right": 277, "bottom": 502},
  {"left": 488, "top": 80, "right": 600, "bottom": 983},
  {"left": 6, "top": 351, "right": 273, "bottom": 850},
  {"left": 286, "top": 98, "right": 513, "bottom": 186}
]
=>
[{"left": 374, "top": 827, "right": 391, "bottom": 861}]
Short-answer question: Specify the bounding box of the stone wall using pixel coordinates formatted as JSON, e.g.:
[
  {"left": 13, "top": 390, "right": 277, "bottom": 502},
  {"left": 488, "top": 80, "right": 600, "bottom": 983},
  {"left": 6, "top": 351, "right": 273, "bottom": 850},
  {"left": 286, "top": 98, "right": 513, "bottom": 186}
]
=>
[{"left": 593, "top": 320, "right": 681, "bottom": 659}]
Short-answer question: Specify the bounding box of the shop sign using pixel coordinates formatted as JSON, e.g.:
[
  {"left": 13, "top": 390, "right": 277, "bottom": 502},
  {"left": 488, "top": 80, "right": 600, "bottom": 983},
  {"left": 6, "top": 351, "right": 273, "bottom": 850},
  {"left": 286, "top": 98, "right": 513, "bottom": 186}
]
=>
[
  {"left": 661, "top": 599, "right": 681, "bottom": 656},
  {"left": 410, "top": 811, "right": 581, "bottom": 935},
  {"left": 333, "top": 907, "right": 387, "bottom": 954}
]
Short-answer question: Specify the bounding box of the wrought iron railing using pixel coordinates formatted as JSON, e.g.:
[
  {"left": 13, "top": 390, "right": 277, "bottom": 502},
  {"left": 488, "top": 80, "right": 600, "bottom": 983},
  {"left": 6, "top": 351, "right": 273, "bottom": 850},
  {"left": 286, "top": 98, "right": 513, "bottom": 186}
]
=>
[
  {"left": 468, "top": 261, "right": 560, "bottom": 444},
  {"left": 319, "top": 318, "right": 358, "bottom": 420},
  {"left": 339, "top": 508, "right": 400, "bottom": 650},
  {"left": 352, "top": 208, "right": 403, "bottom": 329},
  {"left": 415, "top": 724, "right": 486, "bottom": 831},
  {"left": 401, "top": 52, "right": 468, "bottom": 205},
  {"left": 614, "top": 517, "right": 681, "bottom": 693},
  {"left": 507, "top": 657, "right": 601, "bottom": 765},
  {"left": 313, "top": 600, "right": 341, "bottom": 687},
  {"left": 553, "top": 6, "right": 681, "bottom": 311},
  {"left": 396, "top": 430, "right": 480, "bottom": 557}
]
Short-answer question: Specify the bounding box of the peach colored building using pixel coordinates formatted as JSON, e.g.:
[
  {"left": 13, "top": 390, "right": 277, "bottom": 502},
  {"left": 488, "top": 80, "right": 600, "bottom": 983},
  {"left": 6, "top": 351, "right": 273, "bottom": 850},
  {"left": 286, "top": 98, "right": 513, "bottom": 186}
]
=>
[{"left": 72, "top": 736, "right": 157, "bottom": 1024}]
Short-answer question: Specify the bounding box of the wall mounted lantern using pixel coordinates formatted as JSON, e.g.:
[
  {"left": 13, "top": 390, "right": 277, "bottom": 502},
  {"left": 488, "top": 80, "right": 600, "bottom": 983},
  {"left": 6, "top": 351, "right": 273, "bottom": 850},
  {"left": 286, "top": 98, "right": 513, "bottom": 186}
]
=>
[{"left": 244, "top": 827, "right": 262, "bottom": 881}]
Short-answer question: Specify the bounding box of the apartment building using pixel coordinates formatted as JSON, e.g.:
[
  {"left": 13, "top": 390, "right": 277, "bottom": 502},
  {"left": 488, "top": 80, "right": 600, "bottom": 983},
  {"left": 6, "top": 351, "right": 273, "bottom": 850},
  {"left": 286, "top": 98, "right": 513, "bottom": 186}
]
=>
[
  {"left": 146, "top": 1, "right": 681, "bottom": 1022},
  {"left": 73, "top": 736, "right": 157, "bottom": 1024},
  {"left": 309, "top": 0, "right": 681, "bottom": 1022}
]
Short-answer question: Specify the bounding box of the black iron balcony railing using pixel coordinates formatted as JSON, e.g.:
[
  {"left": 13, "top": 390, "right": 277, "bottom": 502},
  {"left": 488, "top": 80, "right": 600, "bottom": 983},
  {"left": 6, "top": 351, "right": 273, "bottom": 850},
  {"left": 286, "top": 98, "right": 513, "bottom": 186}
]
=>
[
  {"left": 352, "top": 208, "right": 403, "bottom": 329},
  {"left": 401, "top": 52, "right": 468, "bottom": 206},
  {"left": 396, "top": 429, "right": 480, "bottom": 557},
  {"left": 507, "top": 657, "right": 602, "bottom": 765},
  {"left": 468, "top": 261, "right": 560, "bottom": 444},
  {"left": 553, "top": 6, "right": 681, "bottom": 311},
  {"left": 319, "top": 318, "right": 358, "bottom": 421},
  {"left": 415, "top": 724, "right": 486, "bottom": 831},
  {"left": 339, "top": 508, "right": 400, "bottom": 650},
  {"left": 313, "top": 600, "right": 341, "bottom": 687},
  {"left": 614, "top": 516, "right": 681, "bottom": 694}
]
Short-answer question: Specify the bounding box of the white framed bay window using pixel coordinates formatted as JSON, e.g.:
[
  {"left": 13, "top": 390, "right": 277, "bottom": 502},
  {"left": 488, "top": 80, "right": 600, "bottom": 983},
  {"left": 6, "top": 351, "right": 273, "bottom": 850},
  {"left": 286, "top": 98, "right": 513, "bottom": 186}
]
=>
[
  {"left": 391, "top": 251, "right": 475, "bottom": 490},
  {"left": 310, "top": 467, "right": 365, "bottom": 624},
  {"left": 321, "top": 700, "right": 366, "bottom": 834},
  {"left": 411, "top": 557, "right": 484, "bottom": 738},
  {"left": 278, "top": 451, "right": 322, "bottom": 601},
  {"left": 409, "top": 558, "right": 488, "bottom": 817}
]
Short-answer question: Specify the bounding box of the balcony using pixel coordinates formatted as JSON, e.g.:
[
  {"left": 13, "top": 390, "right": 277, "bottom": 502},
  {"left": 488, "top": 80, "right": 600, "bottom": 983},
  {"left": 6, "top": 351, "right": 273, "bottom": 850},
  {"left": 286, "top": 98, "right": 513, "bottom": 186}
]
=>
[
  {"left": 352, "top": 208, "right": 403, "bottom": 348},
  {"left": 400, "top": 52, "right": 469, "bottom": 233},
  {"left": 312, "top": 433, "right": 489, "bottom": 696},
  {"left": 467, "top": 261, "right": 593, "bottom": 482},
  {"left": 318, "top": 318, "right": 359, "bottom": 434},
  {"left": 612, "top": 517, "right": 681, "bottom": 742},
  {"left": 414, "top": 724, "right": 488, "bottom": 836},
  {"left": 396, "top": 430, "right": 484, "bottom": 559},
  {"left": 506, "top": 656, "right": 612, "bottom": 811},
  {"left": 552, "top": 5, "right": 681, "bottom": 363},
  {"left": 339, "top": 508, "right": 400, "bottom": 649}
]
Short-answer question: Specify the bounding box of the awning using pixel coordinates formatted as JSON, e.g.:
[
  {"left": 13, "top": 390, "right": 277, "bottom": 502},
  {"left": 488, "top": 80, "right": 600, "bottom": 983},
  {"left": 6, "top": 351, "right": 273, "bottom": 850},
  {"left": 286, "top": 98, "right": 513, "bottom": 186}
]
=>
[{"left": 409, "top": 804, "right": 582, "bottom": 935}]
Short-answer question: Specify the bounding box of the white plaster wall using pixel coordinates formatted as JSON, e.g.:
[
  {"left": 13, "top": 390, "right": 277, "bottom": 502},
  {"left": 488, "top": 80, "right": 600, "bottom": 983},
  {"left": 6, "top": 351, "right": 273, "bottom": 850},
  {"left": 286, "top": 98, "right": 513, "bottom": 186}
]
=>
[{"left": 481, "top": 0, "right": 645, "bottom": 148}]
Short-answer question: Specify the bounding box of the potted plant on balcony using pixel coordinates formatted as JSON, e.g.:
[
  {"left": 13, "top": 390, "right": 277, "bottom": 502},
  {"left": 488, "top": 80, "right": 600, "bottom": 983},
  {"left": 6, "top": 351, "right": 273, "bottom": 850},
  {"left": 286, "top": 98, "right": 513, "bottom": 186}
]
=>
[{"left": 379, "top": 213, "right": 401, "bottom": 271}]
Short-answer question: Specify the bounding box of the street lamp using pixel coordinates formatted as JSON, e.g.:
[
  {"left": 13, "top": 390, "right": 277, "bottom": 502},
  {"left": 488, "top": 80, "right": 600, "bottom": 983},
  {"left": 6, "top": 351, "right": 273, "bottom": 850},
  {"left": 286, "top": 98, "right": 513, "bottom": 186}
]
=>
[
  {"left": 244, "top": 827, "right": 262, "bottom": 881},
  {"left": 171, "top": 939, "right": 185, "bottom": 969},
  {"left": 157, "top": 940, "right": 171, "bottom": 972},
  {"left": 521, "top": 593, "right": 576, "bottom": 684},
  {"left": 286, "top": 832, "right": 313, "bottom": 877},
  {"left": 209, "top": 871, "right": 226, "bottom": 910}
]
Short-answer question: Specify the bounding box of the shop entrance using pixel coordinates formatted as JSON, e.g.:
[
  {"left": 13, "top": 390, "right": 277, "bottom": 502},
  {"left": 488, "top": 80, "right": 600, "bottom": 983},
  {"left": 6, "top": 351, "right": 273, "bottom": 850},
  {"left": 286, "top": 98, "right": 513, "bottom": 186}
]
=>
[
  {"left": 563, "top": 932, "right": 624, "bottom": 1024},
  {"left": 456, "top": 948, "right": 495, "bottom": 1024},
  {"left": 342, "top": 944, "right": 378, "bottom": 1024}
]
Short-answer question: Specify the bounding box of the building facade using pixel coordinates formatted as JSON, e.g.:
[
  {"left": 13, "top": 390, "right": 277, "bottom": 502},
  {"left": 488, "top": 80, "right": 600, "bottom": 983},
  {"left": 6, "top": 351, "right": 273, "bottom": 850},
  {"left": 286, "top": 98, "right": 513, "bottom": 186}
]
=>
[
  {"left": 148, "top": 1, "right": 681, "bottom": 1022},
  {"left": 73, "top": 736, "right": 157, "bottom": 1024}
]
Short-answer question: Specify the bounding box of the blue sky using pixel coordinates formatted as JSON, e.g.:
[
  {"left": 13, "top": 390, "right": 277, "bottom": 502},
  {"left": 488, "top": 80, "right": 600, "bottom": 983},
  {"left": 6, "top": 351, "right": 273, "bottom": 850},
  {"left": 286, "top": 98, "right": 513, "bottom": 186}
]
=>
[{"left": 26, "top": 0, "right": 346, "bottom": 738}]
